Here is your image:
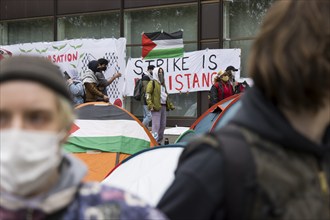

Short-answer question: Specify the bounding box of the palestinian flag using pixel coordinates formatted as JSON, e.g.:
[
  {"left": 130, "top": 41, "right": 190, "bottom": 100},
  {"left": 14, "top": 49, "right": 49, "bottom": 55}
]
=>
[
  {"left": 142, "top": 30, "right": 184, "bottom": 60},
  {"left": 64, "top": 104, "right": 155, "bottom": 155}
]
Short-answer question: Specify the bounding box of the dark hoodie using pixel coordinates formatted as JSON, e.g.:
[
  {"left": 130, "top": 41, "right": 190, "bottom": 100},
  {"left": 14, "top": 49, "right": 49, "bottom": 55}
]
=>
[
  {"left": 231, "top": 87, "right": 330, "bottom": 156},
  {"left": 82, "top": 60, "right": 105, "bottom": 101},
  {"left": 87, "top": 60, "right": 98, "bottom": 73},
  {"left": 158, "top": 87, "right": 330, "bottom": 220}
]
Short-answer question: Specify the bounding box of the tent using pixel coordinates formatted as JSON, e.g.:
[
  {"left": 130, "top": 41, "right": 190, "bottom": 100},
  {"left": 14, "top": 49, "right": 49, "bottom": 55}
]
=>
[
  {"left": 100, "top": 95, "right": 242, "bottom": 206},
  {"left": 175, "top": 94, "right": 241, "bottom": 143},
  {"left": 102, "top": 145, "right": 185, "bottom": 206},
  {"left": 64, "top": 102, "right": 158, "bottom": 182}
]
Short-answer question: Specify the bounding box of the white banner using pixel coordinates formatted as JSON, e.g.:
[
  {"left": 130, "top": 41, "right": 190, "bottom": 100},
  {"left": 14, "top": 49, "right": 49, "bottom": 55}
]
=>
[
  {"left": 1, "top": 38, "right": 126, "bottom": 105},
  {"left": 124, "top": 48, "right": 241, "bottom": 95}
]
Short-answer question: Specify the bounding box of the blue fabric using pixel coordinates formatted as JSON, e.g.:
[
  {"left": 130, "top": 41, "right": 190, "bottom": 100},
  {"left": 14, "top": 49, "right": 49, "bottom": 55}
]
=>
[
  {"left": 142, "top": 104, "right": 152, "bottom": 127},
  {"left": 68, "top": 80, "right": 85, "bottom": 106}
]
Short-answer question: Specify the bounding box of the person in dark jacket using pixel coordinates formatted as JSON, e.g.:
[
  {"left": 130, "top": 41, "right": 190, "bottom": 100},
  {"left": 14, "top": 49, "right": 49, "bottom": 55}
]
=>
[
  {"left": 95, "top": 58, "right": 121, "bottom": 97},
  {"left": 0, "top": 56, "right": 168, "bottom": 220},
  {"left": 82, "top": 59, "right": 121, "bottom": 102},
  {"left": 224, "top": 65, "right": 249, "bottom": 94},
  {"left": 81, "top": 60, "right": 109, "bottom": 102},
  {"left": 157, "top": 1, "right": 330, "bottom": 220}
]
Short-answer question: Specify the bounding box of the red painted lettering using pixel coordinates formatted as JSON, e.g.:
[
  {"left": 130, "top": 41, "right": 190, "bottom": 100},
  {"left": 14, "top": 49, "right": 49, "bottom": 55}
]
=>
[
  {"left": 175, "top": 74, "right": 183, "bottom": 91},
  {"left": 50, "top": 52, "right": 79, "bottom": 63},
  {"left": 72, "top": 51, "right": 78, "bottom": 61},
  {"left": 192, "top": 73, "right": 200, "bottom": 88},
  {"left": 184, "top": 73, "right": 191, "bottom": 89},
  {"left": 168, "top": 75, "right": 173, "bottom": 90},
  {"left": 202, "top": 72, "right": 210, "bottom": 87},
  {"left": 68, "top": 54, "right": 72, "bottom": 62}
]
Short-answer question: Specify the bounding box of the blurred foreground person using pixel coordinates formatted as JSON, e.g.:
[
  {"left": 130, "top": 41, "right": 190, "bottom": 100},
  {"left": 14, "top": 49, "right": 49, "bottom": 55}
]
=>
[
  {"left": 0, "top": 56, "right": 167, "bottom": 220},
  {"left": 158, "top": 0, "right": 330, "bottom": 219}
]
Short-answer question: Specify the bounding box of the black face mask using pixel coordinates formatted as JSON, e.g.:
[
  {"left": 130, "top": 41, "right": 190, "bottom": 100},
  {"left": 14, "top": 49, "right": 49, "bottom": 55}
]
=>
[
  {"left": 158, "top": 73, "right": 164, "bottom": 84},
  {"left": 98, "top": 66, "right": 107, "bottom": 72}
]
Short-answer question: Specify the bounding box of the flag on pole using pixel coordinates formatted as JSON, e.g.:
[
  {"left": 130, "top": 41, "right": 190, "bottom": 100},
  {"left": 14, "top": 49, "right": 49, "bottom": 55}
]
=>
[{"left": 142, "top": 30, "right": 184, "bottom": 60}]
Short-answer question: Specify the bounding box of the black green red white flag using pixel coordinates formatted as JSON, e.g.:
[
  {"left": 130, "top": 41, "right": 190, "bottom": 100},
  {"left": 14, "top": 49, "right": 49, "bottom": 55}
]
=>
[
  {"left": 142, "top": 30, "right": 184, "bottom": 60},
  {"left": 64, "top": 104, "right": 152, "bottom": 155}
]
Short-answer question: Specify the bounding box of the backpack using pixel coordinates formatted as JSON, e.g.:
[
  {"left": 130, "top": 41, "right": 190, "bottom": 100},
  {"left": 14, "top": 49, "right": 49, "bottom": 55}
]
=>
[
  {"left": 178, "top": 125, "right": 256, "bottom": 220},
  {"left": 133, "top": 78, "right": 143, "bottom": 101},
  {"left": 234, "top": 81, "right": 250, "bottom": 94},
  {"left": 208, "top": 83, "right": 223, "bottom": 107},
  {"left": 178, "top": 124, "right": 330, "bottom": 220}
]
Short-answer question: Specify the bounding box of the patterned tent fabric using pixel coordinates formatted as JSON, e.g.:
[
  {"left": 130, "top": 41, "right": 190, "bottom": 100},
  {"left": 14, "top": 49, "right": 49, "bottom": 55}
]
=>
[{"left": 64, "top": 102, "right": 157, "bottom": 181}]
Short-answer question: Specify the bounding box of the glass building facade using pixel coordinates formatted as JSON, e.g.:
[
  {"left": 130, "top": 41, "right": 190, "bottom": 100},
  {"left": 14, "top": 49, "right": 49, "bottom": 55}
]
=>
[{"left": 0, "top": 0, "right": 274, "bottom": 126}]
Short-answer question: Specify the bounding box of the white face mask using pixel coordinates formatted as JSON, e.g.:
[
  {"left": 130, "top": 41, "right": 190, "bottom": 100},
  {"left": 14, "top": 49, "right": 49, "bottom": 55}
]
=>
[{"left": 0, "top": 129, "right": 63, "bottom": 196}]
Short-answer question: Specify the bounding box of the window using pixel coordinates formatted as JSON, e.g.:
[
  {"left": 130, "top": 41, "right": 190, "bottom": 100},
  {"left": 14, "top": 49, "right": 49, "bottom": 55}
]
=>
[
  {"left": 57, "top": 12, "right": 120, "bottom": 40},
  {"left": 124, "top": 5, "right": 197, "bottom": 45},
  {"left": 124, "top": 4, "right": 198, "bottom": 118},
  {"left": 223, "top": 0, "right": 275, "bottom": 77},
  {"left": 0, "top": 18, "right": 53, "bottom": 45},
  {"left": 223, "top": 39, "right": 253, "bottom": 77}
]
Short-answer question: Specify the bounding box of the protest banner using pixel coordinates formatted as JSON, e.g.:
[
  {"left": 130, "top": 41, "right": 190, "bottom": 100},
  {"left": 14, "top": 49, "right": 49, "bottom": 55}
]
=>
[
  {"left": 124, "top": 48, "right": 240, "bottom": 95},
  {"left": 1, "top": 38, "right": 126, "bottom": 105}
]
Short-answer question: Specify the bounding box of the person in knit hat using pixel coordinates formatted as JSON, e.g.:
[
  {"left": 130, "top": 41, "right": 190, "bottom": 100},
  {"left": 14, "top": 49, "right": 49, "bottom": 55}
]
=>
[{"left": 0, "top": 56, "right": 167, "bottom": 220}]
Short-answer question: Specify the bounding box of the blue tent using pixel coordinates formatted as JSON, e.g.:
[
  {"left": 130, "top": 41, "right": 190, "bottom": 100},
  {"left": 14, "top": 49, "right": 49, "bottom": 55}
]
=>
[{"left": 175, "top": 94, "right": 241, "bottom": 144}]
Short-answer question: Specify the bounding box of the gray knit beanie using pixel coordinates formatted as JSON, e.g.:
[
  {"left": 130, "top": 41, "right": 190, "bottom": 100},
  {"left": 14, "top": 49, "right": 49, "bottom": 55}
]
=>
[{"left": 0, "top": 56, "right": 72, "bottom": 102}]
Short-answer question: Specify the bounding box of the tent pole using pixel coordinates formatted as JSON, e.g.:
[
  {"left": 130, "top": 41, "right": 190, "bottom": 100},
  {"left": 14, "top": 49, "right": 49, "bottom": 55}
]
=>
[{"left": 115, "top": 152, "right": 120, "bottom": 165}]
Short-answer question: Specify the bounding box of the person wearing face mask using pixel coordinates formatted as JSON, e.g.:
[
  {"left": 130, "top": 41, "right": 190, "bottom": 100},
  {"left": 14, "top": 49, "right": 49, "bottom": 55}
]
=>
[
  {"left": 94, "top": 58, "right": 121, "bottom": 98},
  {"left": 81, "top": 59, "right": 121, "bottom": 103},
  {"left": 81, "top": 60, "right": 109, "bottom": 102},
  {"left": 146, "top": 67, "right": 175, "bottom": 145},
  {"left": 208, "top": 70, "right": 234, "bottom": 107},
  {"left": 141, "top": 65, "right": 155, "bottom": 127},
  {"left": 0, "top": 56, "right": 168, "bottom": 220},
  {"left": 224, "top": 65, "right": 250, "bottom": 94},
  {"left": 225, "top": 65, "right": 238, "bottom": 87}
]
